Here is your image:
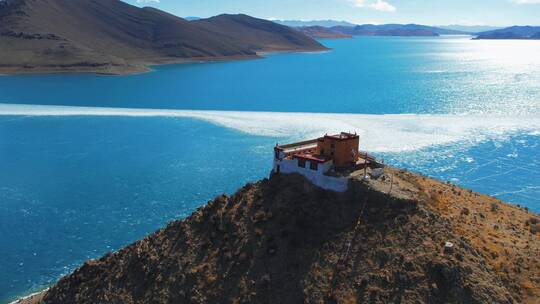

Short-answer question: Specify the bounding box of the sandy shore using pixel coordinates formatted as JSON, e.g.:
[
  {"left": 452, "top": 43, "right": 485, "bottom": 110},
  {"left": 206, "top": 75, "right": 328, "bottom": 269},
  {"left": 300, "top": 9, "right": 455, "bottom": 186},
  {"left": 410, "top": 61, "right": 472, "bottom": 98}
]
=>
[{"left": 9, "top": 290, "right": 46, "bottom": 304}]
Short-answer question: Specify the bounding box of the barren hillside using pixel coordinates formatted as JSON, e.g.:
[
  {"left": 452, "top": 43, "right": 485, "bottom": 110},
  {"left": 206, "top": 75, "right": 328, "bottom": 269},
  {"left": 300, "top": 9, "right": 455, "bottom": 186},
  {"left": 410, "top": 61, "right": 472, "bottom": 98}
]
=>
[
  {"left": 16, "top": 166, "right": 540, "bottom": 304},
  {"left": 0, "top": 0, "right": 326, "bottom": 74}
]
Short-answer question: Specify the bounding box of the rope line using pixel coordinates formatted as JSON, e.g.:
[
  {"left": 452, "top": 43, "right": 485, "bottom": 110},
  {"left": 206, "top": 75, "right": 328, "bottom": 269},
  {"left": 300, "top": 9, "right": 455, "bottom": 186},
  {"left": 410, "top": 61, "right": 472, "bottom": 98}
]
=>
[{"left": 326, "top": 195, "right": 368, "bottom": 300}]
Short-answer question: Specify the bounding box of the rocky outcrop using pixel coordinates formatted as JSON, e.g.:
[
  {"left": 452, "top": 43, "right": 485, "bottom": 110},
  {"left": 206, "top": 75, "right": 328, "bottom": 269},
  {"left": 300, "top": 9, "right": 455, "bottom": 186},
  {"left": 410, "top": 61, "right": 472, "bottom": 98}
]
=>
[{"left": 29, "top": 167, "right": 540, "bottom": 304}]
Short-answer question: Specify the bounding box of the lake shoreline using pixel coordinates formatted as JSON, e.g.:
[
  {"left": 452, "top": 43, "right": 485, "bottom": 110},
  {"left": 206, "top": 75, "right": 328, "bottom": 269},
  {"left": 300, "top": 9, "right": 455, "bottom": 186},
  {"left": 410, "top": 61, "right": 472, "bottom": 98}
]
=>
[
  {"left": 0, "top": 47, "right": 329, "bottom": 77},
  {"left": 0, "top": 55, "right": 259, "bottom": 76},
  {"left": 8, "top": 289, "right": 47, "bottom": 304},
  {"left": 3, "top": 35, "right": 540, "bottom": 302},
  {"left": 11, "top": 170, "right": 540, "bottom": 303}
]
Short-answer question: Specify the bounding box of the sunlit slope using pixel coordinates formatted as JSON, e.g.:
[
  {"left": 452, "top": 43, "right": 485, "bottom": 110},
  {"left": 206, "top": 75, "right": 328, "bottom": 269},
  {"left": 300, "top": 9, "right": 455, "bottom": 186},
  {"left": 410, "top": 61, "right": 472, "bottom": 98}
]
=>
[
  {"left": 0, "top": 0, "right": 325, "bottom": 74},
  {"left": 31, "top": 171, "right": 540, "bottom": 303}
]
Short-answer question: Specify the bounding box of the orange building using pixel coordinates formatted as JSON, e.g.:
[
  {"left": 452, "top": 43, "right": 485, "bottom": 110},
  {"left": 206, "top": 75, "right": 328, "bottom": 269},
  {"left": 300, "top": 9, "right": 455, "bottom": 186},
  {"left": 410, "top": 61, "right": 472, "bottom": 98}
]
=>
[
  {"left": 272, "top": 132, "right": 370, "bottom": 192},
  {"left": 316, "top": 132, "right": 360, "bottom": 167},
  {"left": 274, "top": 132, "right": 360, "bottom": 170}
]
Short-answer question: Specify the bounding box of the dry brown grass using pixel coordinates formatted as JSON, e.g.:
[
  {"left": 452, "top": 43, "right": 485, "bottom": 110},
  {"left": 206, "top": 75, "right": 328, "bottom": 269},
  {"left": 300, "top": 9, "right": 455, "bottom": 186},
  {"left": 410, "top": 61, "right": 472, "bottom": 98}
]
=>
[{"left": 22, "top": 169, "right": 540, "bottom": 304}]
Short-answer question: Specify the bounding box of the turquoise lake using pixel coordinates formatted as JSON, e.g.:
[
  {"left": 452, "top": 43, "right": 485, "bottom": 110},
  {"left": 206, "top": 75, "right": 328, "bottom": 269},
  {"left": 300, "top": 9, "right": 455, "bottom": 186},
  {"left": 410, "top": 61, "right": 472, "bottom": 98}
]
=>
[{"left": 1, "top": 36, "right": 540, "bottom": 302}]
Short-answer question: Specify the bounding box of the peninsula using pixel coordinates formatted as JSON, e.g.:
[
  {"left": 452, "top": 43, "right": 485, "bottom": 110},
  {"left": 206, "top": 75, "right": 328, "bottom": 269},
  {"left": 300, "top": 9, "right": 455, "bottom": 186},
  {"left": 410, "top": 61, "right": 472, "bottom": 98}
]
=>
[
  {"left": 14, "top": 133, "right": 540, "bottom": 304},
  {"left": 474, "top": 26, "right": 540, "bottom": 40},
  {"left": 0, "top": 0, "right": 326, "bottom": 75}
]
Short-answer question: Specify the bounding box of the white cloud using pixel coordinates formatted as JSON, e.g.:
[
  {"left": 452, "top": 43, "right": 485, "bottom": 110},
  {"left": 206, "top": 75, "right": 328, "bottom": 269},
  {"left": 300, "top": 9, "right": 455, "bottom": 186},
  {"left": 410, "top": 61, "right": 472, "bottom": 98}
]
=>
[
  {"left": 352, "top": 0, "right": 396, "bottom": 12},
  {"left": 137, "top": 0, "right": 159, "bottom": 3},
  {"left": 369, "top": 0, "right": 396, "bottom": 12},
  {"left": 511, "top": 0, "right": 540, "bottom": 3}
]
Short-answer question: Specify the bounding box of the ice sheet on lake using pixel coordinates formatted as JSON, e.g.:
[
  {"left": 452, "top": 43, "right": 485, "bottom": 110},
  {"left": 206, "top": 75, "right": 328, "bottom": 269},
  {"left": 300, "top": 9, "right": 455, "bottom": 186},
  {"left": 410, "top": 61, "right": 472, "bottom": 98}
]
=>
[{"left": 2, "top": 103, "right": 540, "bottom": 153}]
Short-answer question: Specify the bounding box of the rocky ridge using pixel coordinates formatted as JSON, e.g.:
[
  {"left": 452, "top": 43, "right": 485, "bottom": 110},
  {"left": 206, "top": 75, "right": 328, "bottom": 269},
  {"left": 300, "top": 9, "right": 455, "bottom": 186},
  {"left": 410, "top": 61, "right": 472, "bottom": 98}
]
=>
[{"left": 18, "top": 167, "right": 540, "bottom": 304}]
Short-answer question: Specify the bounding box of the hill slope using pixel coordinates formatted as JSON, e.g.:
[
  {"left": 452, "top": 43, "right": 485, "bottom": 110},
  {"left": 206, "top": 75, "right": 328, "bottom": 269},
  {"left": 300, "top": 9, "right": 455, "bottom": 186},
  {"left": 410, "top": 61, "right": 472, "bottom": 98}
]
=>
[
  {"left": 21, "top": 167, "right": 540, "bottom": 304},
  {"left": 296, "top": 26, "right": 353, "bottom": 39},
  {"left": 475, "top": 26, "right": 540, "bottom": 40},
  {"left": 352, "top": 24, "right": 466, "bottom": 35},
  {"left": 0, "top": 0, "right": 325, "bottom": 74},
  {"left": 274, "top": 20, "right": 358, "bottom": 28},
  {"left": 298, "top": 24, "right": 470, "bottom": 39},
  {"left": 192, "top": 15, "right": 325, "bottom": 52},
  {"left": 437, "top": 25, "right": 501, "bottom": 34}
]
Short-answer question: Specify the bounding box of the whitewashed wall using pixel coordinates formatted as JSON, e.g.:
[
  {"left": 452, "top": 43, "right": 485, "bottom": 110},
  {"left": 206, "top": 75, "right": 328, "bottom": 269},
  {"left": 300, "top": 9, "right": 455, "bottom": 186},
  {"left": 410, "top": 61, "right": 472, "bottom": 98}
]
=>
[{"left": 273, "top": 157, "right": 349, "bottom": 192}]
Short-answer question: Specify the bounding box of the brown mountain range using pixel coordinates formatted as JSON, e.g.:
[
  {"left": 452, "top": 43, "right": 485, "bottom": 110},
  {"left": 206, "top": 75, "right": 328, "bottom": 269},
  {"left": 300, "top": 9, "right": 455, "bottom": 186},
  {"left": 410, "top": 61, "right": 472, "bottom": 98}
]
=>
[{"left": 0, "top": 0, "right": 326, "bottom": 75}]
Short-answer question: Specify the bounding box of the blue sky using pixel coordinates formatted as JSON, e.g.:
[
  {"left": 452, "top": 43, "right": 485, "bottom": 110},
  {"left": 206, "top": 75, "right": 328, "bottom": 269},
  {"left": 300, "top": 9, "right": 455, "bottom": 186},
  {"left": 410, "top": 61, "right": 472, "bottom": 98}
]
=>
[{"left": 129, "top": 0, "right": 540, "bottom": 26}]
